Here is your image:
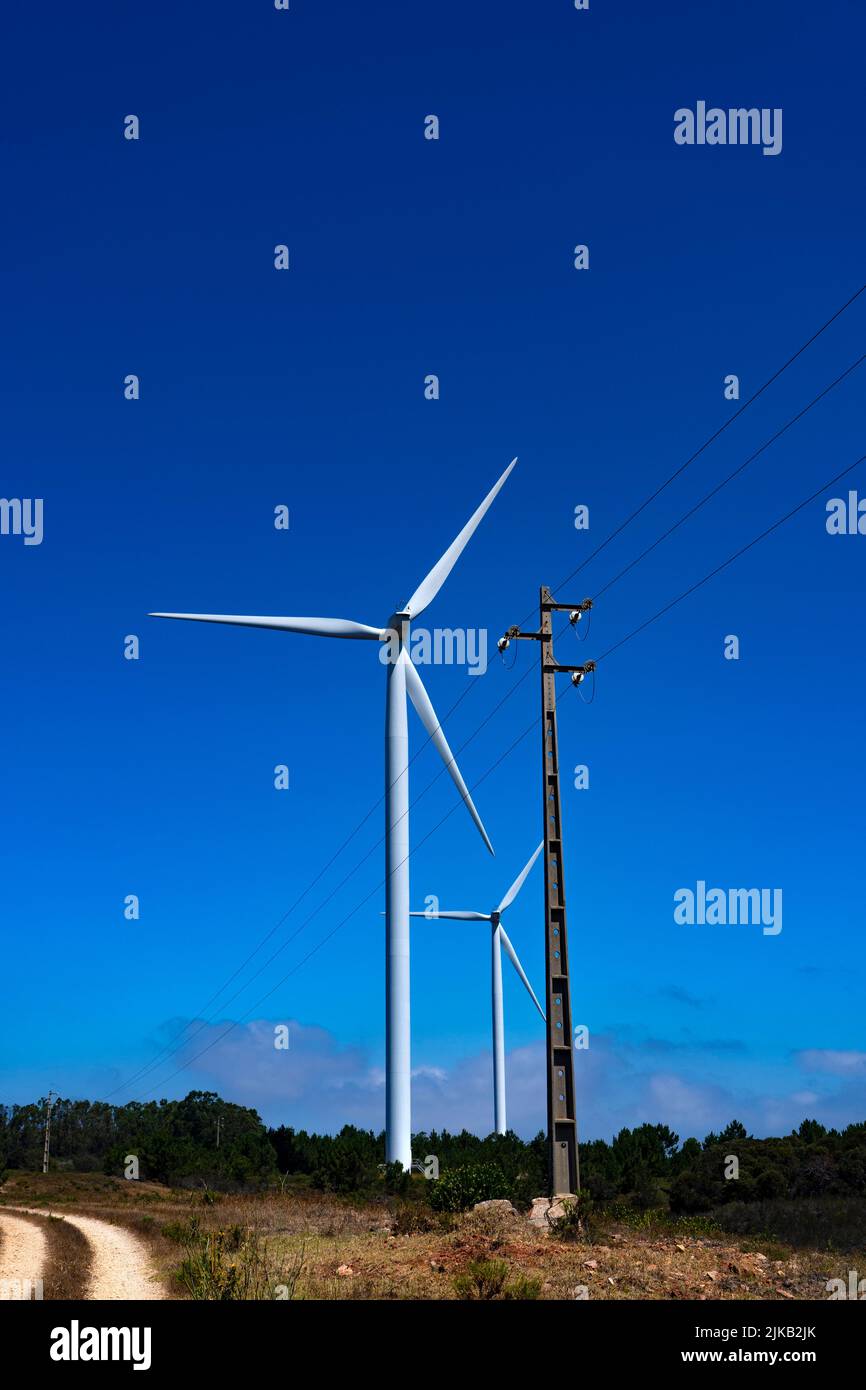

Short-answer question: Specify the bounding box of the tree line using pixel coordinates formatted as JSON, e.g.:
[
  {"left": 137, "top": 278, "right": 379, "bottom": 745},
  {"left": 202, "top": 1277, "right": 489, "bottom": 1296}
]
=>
[{"left": 2, "top": 1094, "right": 865, "bottom": 1215}]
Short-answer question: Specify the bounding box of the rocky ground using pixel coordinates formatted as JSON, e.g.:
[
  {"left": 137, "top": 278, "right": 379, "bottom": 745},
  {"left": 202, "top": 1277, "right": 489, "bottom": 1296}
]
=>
[{"left": 1, "top": 1172, "right": 858, "bottom": 1300}]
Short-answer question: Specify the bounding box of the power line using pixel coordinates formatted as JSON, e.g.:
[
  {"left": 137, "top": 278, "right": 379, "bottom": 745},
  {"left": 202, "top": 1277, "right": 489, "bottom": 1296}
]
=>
[
  {"left": 596, "top": 451, "right": 866, "bottom": 663},
  {"left": 592, "top": 353, "right": 866, "bottom": 601},
  {"left": 547, "top": 281, "right": 866, "bottom": 605}
]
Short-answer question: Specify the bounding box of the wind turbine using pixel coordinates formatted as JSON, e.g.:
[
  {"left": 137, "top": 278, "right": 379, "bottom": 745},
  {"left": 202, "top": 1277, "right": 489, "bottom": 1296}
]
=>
[
  {"left": 411, "top": 841, "right": 545, "bottom": 1135},
  {"left": 149, "top": 458, "right": 516, "bottom": 1170}
]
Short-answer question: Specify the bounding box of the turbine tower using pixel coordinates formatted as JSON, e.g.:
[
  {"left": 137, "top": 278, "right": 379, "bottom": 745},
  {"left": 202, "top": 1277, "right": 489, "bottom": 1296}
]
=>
[
  {"left": 411, "top": 841, "right": 545, "bottom": 1135},
  {"left": 150, "top": 459, "right": 516, "bottom": 1169}
]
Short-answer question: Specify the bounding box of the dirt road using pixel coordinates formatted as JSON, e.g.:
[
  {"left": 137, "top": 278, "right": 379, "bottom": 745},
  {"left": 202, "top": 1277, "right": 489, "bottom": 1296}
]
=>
[
  {"left": 7, "top": 1206, "right": 162, "bottom": 1300},
  {"left": 0, "top": 1211, "right": 47, "bottom": 1299}
]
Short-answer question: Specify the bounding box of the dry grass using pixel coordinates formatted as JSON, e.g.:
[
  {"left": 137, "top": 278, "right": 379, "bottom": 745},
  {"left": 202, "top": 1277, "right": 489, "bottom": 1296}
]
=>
[
  {"left": 40, "top": 1213, "right": 93, "bottom": 1299},
  {"left": 2, "top": 1170, "right": 861, "bottom": 1301}
]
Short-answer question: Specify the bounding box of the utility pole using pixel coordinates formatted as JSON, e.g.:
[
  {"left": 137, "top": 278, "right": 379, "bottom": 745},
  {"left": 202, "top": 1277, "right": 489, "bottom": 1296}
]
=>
[
  {"left": 499, "top": 588, "right": 594, "bottom": 1197},
  {"left": 42, "top": 1091, "right": 56, "bottom": 1174},
  {"left": 216, "top": 1115, "right": 222, "bottom": 1149}
]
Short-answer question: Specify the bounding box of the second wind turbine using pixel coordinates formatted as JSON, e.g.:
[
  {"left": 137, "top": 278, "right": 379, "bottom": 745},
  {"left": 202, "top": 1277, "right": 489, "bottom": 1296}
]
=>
[
  {"left": 150, "top": 458, "right": 516, "bottom": 1170},
  {"left": 412, "top": 842, "right": 545, "bottom": 1135}
]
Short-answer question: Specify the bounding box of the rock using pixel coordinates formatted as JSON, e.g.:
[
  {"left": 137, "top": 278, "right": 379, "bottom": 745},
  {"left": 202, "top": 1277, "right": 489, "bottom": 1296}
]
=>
[
  {"left": 583, "top": 1259, "right": 598, "bottom": 1270},
  {"left": 528, "top": 1197, "right": 553, "bottom": 1228},
  {"left": 473, "top": 1199, "right": 517, "bottom": 1216},
  {"left": 548, "top": 1199, "right": 574, "bottom": 1223},
  {"left": 336, "top": 1264, "right": 353, "bottom": 1277},
  {"left": 527, "top": 1195, "right": 579, "bottom": 1230}
]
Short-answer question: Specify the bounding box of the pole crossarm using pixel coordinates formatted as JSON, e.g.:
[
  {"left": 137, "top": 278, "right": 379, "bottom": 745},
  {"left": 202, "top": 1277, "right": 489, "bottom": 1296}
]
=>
[
  {"left": 498, "top": 599, "right": 592, "bottom": 649},
  {"left": 543, "top": 660, "right": 595, "bottom": 677}
]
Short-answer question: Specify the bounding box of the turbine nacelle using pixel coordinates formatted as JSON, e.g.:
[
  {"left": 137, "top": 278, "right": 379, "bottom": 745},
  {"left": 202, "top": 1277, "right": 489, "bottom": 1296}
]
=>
[{"left": 383, "top": 609, "right": 412, "bottom": 645}]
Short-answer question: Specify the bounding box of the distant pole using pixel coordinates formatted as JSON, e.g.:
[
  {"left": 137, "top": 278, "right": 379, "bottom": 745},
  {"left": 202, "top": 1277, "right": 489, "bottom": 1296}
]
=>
[
  {"left": 216, "top": 1115, "right": 222, "bottom": 1149},
  {"left": 499, "top": 588, "right": 594, "bottom": 1196},
  {"left": 42, "top": 1091, "right": 56, "bottom": 1174}
]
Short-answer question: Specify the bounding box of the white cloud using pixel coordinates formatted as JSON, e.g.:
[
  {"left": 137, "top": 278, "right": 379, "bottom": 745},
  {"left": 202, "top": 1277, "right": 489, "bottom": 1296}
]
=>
[
  {"left": 796, "top": 1049, "right": 866, "bottom": 1077},
  {"left": 86, "top": 1016, "right": 866, "bottom": 1142}
]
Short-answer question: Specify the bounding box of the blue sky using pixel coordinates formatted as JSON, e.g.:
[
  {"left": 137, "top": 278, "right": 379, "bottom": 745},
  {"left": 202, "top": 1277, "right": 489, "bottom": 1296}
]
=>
[{"left": 2, "top": 0, "right": 864, "bottom": 1144}]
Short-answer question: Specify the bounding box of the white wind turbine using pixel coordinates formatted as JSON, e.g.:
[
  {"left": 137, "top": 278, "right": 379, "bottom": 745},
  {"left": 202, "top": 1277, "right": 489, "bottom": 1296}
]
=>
[
  {"left": 411, "top": 841, "right": 545, "bottom": 1135},
  {"left": 150, "top": 458, "right": 516, "bottom": 1170}
]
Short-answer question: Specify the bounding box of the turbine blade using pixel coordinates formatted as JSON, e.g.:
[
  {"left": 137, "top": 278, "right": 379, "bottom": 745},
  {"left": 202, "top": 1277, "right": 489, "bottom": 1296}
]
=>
[
  {"left": 148, "top": 614, "right": 382, "bottom": 639},
  {"left": 404, "top": 658, "right": 494, "bottom": 855},
  {"left": 409, "top": 910, "right": 491, "bottom": 921},
  {"left": 496, "top": 841, "right": 544, "bottom": 913},
  {"left": 403, "top": 458, "right": 517, "bottom": 619},
  {"left": 499, "top": 926, "right": 546, "bottom": 1021}
]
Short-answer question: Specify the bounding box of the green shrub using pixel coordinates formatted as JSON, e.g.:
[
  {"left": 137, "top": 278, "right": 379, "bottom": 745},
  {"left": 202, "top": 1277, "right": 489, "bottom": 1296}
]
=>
[
  {"left": 549, "top": 1191, "right": 594, "bottom": 1242},
  {"left": 596, "top": 1202, "right": 720, "bottom": 1240},
  {"left": 391, "top": 1201, "right": 436, "bottom": 1235},
  {"left": 381, "top": 1161, "right": 410, "bottom": 1197},
  {"left": 162, "top": 1217, "right": 200, "bottom": 1244},
  {"left": 504, "top": 1273, "right": 543, "bottom": 1300},
  {"left": 453, "top": 1259, "right": 509, "bottom": 1299},
  {"left": 453, "top": 1259, "right": 541, "bottom": 1300},
  {"left": 429, "top": 1162, "right": 510, "bottom": 1212},
  {"left": 176, "top": 1226, "right": 279, "bottom": 1300},
  {"left": 711, "top": 1196, "right": 866, "bottom": 1251}
]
